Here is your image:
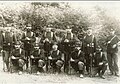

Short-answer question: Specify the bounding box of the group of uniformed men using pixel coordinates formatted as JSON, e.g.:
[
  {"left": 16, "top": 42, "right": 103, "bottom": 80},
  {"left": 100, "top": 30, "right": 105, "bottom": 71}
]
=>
[{"left": 0, "top": 25, "right": 119, "bottom": 79}]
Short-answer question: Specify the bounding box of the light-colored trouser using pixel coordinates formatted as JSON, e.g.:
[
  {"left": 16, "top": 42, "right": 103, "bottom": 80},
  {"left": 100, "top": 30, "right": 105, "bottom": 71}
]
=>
[
  {"left": 107, "top": 53, "right": 119, "bottom": 74},
  {"left": 78, "top": 61, "right": 84, "bottom": 70},
  {"left": 56, "top": 60, "right": 64, "bottom": 67},
  {"left": 38, "top": 59, "right": 45, "bottom": 68},
  {"left": 18, "top": 59, "right": 25, "bottom": 67}
]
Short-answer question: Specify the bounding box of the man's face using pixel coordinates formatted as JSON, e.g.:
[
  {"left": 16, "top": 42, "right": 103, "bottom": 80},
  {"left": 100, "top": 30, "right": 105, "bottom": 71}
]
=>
[
  {"left": 110, "top": 31, "right": 115, "bottom": 35},
  {"left": 34, "top": 46, "right": 39, "bottom": 50},
  {"left": 7, "top": 28, "right": 11, "bottom": 32},
  {"left": 15, "top": 45, "right": 20, "bottom": 49},
  {"left": 52, "top": 45, "right": 58, "bottom": 51},
  {"left": 26, "top": 27, "right": 31, "bottom": 32},
  {"left": 87, "top": 30, "right": 92, "bottom": 36},
  {"left": 75, "top": 46, "right": 81, "bottom": 50}
]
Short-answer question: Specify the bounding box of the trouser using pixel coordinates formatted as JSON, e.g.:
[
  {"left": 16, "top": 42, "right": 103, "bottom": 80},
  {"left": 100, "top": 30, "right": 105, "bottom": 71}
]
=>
[
  {"left": 70, "top": 61, "right": 84, "bottom": 74},
  {"left": 64, "top": 52, "right": 70, "bottom": 73},
  {"left": 25, "top": 50, "right": 31, "bottom": 69},
  {"left": 85, "top": 53, "right": 91, "bottom": 73},
  {"left": 107, "top": 52, "right": 119, "bottom": 74},
  {"left": 3, "top": 50, "right": 10, "bottom": 71},
  {"left": 11, "top": 59, "right": 25, "bottom": 71},
  {"left": 98, "top": 64, "right": 107, "bottom": 76},
  {"left": 93, "top": 64, "right": 107, "bottom": 76},
  {"left": 45, "top": 51, "right": 49, "bottom": 72},
  {"left": 50, "top": 60, "right": 64, "bottom": 72}
]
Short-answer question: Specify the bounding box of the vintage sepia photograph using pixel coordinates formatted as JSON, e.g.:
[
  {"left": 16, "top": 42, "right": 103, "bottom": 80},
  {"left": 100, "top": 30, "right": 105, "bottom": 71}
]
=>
[{"left": 0, "top": 0, "right": 120, "bottom": 84}]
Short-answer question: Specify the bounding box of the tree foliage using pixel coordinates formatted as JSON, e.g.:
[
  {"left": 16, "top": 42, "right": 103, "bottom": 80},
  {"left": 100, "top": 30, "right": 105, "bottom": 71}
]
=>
[{"left": 0, "top": 2, "right": 120, "bottom": 50}]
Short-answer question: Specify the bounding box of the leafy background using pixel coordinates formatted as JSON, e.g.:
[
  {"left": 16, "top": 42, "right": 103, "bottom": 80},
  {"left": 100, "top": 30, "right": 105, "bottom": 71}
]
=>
[{"left": 0, "top": 2, "right": 120, "bottom": 50}]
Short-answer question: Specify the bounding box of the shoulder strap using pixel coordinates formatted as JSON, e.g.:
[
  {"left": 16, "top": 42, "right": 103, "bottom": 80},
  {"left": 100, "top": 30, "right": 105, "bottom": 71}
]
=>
[
  {"left": 91, "top": 35, "right": 94, "bottom": 43},
  {"left": 71, "top": 33, "right": 73, "bottom": 39},
  {"left": 19, "top": 48, "right": 22, "bottom": 54},
  {"left": 83, "top": 36, "right": 86, "bottom": 40},
  {"left": 109, "top": 35, "right": 116, "bottom": 43},
  {"left": 38, "top": 49, "right": 41, "bottom": 55},
  {"left": 100, "top": 52, "right": 103, "bottom": 58},
  {"left": 78, "top": 50, "right": 81, "bottom": 56},
  {"left": 2, "top": 33, "right": 5, "bottom": 38},
  {"left": 51, "top": 32, "right": 53, "bottom": 38},
  {"left": 31, "top": 32, "right": 33, "bottom": 37},
  {"left": 25, "top": 32, "right": 26, "bottom": 37},
  {"left": 57, "top": 50, "right": 60, "bottom": 55}
]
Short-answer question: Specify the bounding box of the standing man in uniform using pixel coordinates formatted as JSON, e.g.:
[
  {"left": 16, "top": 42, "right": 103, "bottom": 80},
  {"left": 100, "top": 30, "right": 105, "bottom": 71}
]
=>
[
  {"left": 82, "top": 29, "right": 97, "bottom": 75},
  {"left": 2, "top": 27, "right": 17, "bottom": 71},
  {"left": 43, "top": 28, "right": 54, "bottom": 71},
  {"left": 61, "top": 29, "right": 74, "bottom": 73},
  {"left": 106, "top": 29, "right": 120, "bottom": 77},
  {"left": 21, "top": 25, "right": 36, "bottom": 69}
]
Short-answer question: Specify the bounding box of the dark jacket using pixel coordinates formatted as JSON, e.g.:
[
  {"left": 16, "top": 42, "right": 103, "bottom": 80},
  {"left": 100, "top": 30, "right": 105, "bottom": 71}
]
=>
[
  {"left": 31, "top": 49, "right": 45, "bottom": 60},
  {"left": 3, "top": 32, "right": 17, "bottom": 51},
  {"left": 50, "top": 50, "right": 62, "bottom": 61},
  {"left": 0, "top": 31, "right": 4, "bottom": 49},
  {"left": 12, "top": 48, "right": 25, "bottom": 59},
  {"left": 82, "top": 35, "right": 97, "bottom": 54},
  {"left": 21, "top": 31, "right": 35, "bottom": 50},
  {"left": 70, "top": 49, "right": 85, "bottom": 63},
  {"left": 106, "top": 35, "right": 119, "bottom": 53},
  {"left": 21, "top": 31, "right": 35, "bottom": 43},
  {"left": 94, "top": 51, "right": 107, "bottom": 67}
]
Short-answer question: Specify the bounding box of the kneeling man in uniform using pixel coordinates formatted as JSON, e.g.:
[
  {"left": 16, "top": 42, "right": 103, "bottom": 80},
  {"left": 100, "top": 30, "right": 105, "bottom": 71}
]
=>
[
  {"left": 93, "top": 46, "right": 108, "bottom": 79},
  {"left": 70, "top": 42, "right": 85, "bottom": 78},
  {"left": 11, "top": 42, "right": 25, "bottom": 75},
  {"left": 48, "top": 44, "right": 64, "bottom": 73},
  {"left": 30, "top": 44, "right": 45, "bottom": 74}
]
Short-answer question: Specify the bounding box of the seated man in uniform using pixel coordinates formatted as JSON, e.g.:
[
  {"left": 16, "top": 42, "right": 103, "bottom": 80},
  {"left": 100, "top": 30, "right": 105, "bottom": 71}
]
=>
[
  {"left": 48, "top": 44, "right": 64, "bottom": 73},
  {"left": 30, "top": 44, "right": 45, "bottom": 74},
  {"left": 70, "top": 42, "right": 85, "bottom": 78},
  {"left": 11, "top": 42, "right": 25, "bottom": 75},
  {"left": 93, "top": 46, "right": 108, "bottom": 79}
]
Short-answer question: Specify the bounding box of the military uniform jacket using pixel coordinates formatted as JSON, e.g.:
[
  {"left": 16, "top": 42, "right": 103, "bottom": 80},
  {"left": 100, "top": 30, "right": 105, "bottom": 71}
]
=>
[
  {"left": 82, "top": 35, "right": 96, "bottom": 54},
  {"left": 21, "top": 31, "right": 35, "bottom": 50},
  {"left": 12, "top": 48, "right": 25, "bottom": 59},
  {"left": 44, "top": 31, "right": 54, "bottom": 42},
  {"left": 94, "top": 51, "right": 107, "bottom": 67},
  {"left": 0, "top": 31, "right": 4, "bottom": 49},
  {"left": 31, "top": 49, "right": 45, "bottom": 60},
  {"left": 106, "top": 35, "right": 119, "bottom": 53},
  {"left": 21, "top": 31, "right": 35, "bottom": 43},
  {"left": 3, "top": 32, "right": 17, "bottom": 51},
  {"left": 50, "top": 50, "right": 62, "bottom": 61},
  {"left": 70, "top": 50, "right": 85, "bottom": 63}
]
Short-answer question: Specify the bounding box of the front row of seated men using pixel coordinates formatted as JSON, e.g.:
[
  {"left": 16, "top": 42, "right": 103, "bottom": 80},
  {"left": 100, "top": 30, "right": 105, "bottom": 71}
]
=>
[{"left": 10, "top": 42, "right": 107, "bottom": 79}]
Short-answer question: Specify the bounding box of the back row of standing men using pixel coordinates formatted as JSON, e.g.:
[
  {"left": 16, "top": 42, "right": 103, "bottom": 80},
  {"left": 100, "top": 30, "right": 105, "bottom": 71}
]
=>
[{"left": 0, "top": 25, "right": 119, "bottom": 79}]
